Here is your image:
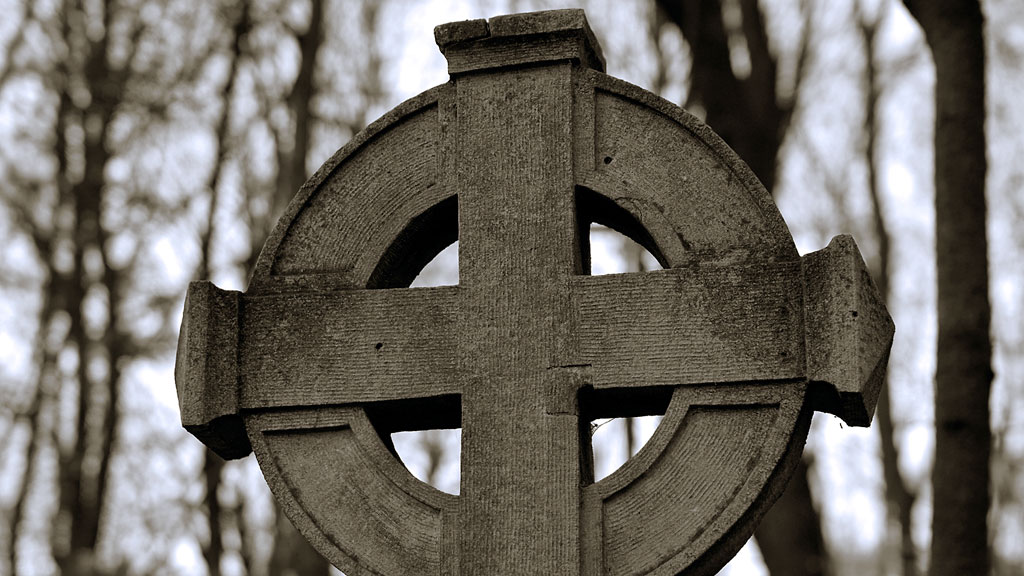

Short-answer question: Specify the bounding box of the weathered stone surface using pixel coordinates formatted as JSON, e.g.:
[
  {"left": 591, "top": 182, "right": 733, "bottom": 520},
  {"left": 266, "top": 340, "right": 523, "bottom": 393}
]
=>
[
  {"left": 436, "top": 9, "right": 605, "bottom": 75},
  {"left": 174, "top": 8, "right": 894, "bottom": 576},
  {"left": 803, "top": 234, "right": 895, "bottom": 427},
  {"left": 175, "top": 281, "right": 248, "bottom": 459}
]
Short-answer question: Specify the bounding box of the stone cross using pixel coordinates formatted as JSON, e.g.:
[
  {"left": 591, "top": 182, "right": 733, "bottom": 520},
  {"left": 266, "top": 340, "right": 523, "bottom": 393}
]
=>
[{"left": 175, "top": 10, "right": 894, "bottom": 576}]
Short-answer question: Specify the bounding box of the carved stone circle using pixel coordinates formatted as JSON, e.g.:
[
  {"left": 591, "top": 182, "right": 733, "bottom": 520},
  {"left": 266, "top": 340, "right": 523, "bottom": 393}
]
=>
[{"left": 175, "top": 10, "right": 894, "bottom": 576}]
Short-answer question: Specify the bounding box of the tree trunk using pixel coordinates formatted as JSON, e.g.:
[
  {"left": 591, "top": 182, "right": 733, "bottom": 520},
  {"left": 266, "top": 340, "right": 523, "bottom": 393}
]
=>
[
  {"left": 753, "top": 458, "right": 828, "bottom": 576},
  {"left": 272, "top": 0, "right": 324, "bottom": 224},
  {"left": 657, "top": 0, "right": 792, "bottom": 193},
  {"left": 52, "top": 1, "right": 132, "bottom": 572},
  {"left": 902, "top": 2, "right": 992, "bottom": 575}
]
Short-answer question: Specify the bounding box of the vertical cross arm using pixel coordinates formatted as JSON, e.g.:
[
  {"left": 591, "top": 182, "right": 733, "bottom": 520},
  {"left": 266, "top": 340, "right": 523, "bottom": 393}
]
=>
[
  {"left": 439, "top": 10, "right": 599, "bottom": 573},
  {"left": 802, "top": 234, "right": 895, "bottom": 427}
]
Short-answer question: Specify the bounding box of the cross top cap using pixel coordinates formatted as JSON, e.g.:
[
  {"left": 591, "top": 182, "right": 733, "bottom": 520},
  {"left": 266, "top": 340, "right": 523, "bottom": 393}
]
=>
[{"left": 434, "top": 9, "right": 606, "bottom": 74}]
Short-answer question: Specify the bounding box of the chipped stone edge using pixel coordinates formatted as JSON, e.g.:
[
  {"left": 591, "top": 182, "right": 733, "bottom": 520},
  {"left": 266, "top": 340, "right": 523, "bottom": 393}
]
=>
[{"left": 434, "top": 9, "right": 607, "bottom": 73}]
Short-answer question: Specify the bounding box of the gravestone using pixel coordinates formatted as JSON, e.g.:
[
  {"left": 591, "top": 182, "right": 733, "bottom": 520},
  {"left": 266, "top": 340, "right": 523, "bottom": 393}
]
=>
[{"left": 175, "top": 10, "right": 894, "bottom": 576}]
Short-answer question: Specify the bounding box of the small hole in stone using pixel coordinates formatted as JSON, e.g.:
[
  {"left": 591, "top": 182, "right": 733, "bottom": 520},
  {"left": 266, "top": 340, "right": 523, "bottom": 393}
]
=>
[
  {"left": 603, "top": 156, "right": 613, "bottom": 164},
  {"left": 375, "top": 342, "right": 384, "bottom": 350},
  {"left": 852, "top": 311, "right": 859, "bottom": 318}
]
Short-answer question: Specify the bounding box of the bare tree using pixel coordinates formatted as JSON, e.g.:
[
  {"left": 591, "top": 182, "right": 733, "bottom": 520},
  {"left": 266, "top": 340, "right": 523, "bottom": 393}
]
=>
[
  {"left": 656, "top": 0, "right": 806, "bottom": 194},
  {"left": 901, "top": 1, "right": 992, "bottom": 575},
  {"left": 857, "top": 3, "right": 918, "bottom": 575},
  {"left": 1, "top": 0, "right": 235, "bottom": 571},
  {"left": 5, "top": 215, "right": 59, "bottom": 576},
  {"left": 196, "top": 3, "right": 252, "bottom": 575},
  {"left": 2, "top": 7, "right": 61, "bottom": 561},
  {"left": 51, "top": 1, "right": 140, "bottom": 571}
]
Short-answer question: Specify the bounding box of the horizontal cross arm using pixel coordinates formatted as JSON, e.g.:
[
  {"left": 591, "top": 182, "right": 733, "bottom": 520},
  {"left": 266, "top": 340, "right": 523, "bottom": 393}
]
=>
[
  {"left": 239, "top": 284, "right": 460, "bottom": 410},
  {"left": 802, "top": 234, "right": 894, "bottom": 426},
  {"left": 571, "top": 261, "right": 806, "bottom": 390},
  {"left": 176, "top": 281, "right": 460, "bottom": 459},
  {"left": 175, "top": 282, "right": 249, "bottom": 459},
  {"left": 572, "top": 234, "right": 893, "bottom": 427}
]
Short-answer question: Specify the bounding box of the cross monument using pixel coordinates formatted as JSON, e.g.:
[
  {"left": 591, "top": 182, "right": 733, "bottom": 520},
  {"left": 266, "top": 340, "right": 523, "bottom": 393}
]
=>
[{"left": 175, "top": 10, "right": 894, "bottom": 576}]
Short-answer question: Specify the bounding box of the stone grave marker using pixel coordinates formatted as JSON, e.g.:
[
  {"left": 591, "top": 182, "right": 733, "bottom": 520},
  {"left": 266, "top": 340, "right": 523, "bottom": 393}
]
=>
[{"left": 175, "top": 10, "right": 894, "bottom": 576}]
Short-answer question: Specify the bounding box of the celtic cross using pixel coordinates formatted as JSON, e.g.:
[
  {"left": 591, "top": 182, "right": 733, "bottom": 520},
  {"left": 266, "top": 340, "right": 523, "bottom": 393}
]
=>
[{"left": 175, "top": 10, "right": 893, "bottom": 576}]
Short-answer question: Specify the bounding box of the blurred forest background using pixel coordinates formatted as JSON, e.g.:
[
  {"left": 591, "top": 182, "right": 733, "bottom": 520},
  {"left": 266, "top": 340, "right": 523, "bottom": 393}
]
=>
[{"left": 0, "top": 0, "right": 1022, "bottom": 575}]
